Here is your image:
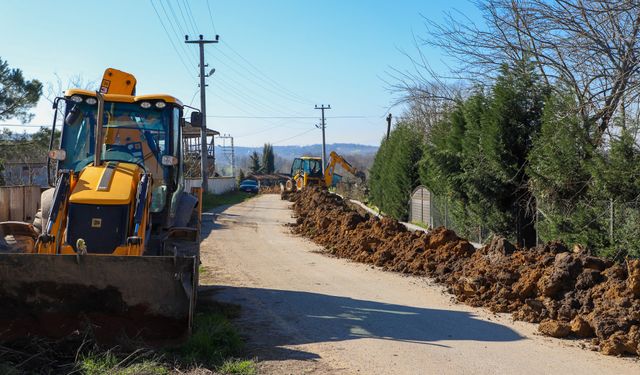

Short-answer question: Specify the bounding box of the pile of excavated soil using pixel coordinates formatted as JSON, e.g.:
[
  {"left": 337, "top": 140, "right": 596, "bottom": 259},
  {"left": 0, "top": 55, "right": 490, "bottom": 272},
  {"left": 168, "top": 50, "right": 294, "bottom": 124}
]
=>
[
  {"left": 288, "top": 187, "right": 640, "bottom": 356},
  {"left": 260, "top": 185, "right": 282, "bottom": 194}
]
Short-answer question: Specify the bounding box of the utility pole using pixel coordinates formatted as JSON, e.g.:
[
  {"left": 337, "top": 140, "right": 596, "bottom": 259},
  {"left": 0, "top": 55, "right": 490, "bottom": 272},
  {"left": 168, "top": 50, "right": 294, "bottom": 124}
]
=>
[
  {"left": 218, "top": 134, "right": 236, "bottom": 178},
  {"left": 315, "top": 104, "right": 330, "bottom": 174},
  {"left": 185, "top": 34, "right": 219, "bottom": 192},
  {"left": 386, "top": 113, "right": 392, "bottom": 140}
]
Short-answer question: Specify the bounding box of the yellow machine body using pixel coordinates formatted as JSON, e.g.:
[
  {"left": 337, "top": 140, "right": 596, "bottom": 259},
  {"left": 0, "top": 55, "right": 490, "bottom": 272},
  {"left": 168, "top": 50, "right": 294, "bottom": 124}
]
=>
[
  {"left": 0, "top": 68, "right": 202, "bottom": 345},
  {"left": 287, "top": 151, "right": 365, "bottom": 191}
]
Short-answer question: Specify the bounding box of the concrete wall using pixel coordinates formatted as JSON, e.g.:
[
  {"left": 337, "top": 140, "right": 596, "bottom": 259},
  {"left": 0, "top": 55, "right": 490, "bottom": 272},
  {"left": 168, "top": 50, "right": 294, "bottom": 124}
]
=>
[{"left": 185, "top": 177, "right": 236, "bottom": 195}]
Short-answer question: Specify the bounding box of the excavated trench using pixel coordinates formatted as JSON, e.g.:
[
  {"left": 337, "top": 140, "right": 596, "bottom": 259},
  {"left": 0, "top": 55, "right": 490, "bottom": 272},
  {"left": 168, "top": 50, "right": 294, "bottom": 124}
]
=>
[{"left": 286, "top": 187, "right": 640, "bottom": 356}]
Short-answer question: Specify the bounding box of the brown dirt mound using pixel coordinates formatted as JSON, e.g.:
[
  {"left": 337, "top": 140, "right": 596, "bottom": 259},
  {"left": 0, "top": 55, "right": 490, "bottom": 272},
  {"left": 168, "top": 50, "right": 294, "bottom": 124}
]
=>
[
  {"left": 289, "top": 187, "right": 640, "bottom": 356},
  {"left": 260, "top": 185, "right": 282, "bottom": 194}
]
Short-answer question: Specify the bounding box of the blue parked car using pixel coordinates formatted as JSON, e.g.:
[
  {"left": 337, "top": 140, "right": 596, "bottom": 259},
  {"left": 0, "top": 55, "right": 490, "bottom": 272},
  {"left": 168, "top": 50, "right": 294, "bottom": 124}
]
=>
[{"left": 239, "top": 179, "right": 259, "bottom": 193}]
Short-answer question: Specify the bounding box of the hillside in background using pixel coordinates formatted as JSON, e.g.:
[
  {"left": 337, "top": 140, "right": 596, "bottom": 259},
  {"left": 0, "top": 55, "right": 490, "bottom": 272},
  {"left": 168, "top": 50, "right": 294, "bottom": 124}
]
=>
[{"left": 215, "top": 143, "right": 378, "bottom": 176}]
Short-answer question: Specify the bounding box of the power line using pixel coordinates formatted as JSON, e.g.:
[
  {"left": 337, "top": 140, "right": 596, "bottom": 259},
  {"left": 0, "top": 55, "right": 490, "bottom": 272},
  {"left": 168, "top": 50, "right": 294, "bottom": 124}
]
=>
[
  {"left": 149, "top": 0, "right": 195, "bottom": 78},
  {"left": 0, "top": 124, "right": 49, "bottom": 128},
  {"left": 215, "top": 43, "right": 313, "bottom": 107},
  {"left": 175, "top": 0, "right": 197, "bottom": 36},
  {"left": 158, "top": 0, "right": 198, "bottom": 63},
  {"left": 205, "top": 50, "right": 311, "bottom": 116},
  {"left": 211, "top": 73, "right": 306, "bottom": 118},
  {"left": 234, "top": 118, "right": 314, "bottom": 138},
  {"left": 206, "top": 115, "right": 372, "bottom": 119},
  {"left": 221, "top": 40, "right": 316, "bottom": 105},
  {"left": 164, "top": 0, "right": 189, "bottom": 40},
  {"left": 272, "top": 127, "right": 318, "bottom": 145},
  {"left": 181, "top": 0, "right": 200, "bottom": 35},
  {"left": 205, "top": 0, "right": 218, "bottom": 35}
]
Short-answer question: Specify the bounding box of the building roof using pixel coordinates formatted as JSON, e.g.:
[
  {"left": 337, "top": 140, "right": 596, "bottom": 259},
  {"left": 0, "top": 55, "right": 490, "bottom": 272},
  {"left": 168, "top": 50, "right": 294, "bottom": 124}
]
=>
[{"left": 183, "top": 123, "right": 219, "bottom": 138}]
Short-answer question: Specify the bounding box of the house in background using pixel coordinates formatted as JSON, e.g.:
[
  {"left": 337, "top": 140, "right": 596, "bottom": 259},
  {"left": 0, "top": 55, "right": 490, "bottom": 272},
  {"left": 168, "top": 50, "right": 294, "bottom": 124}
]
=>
[{"left": 2, "top": 160, "right": 48, "bottom": 187}]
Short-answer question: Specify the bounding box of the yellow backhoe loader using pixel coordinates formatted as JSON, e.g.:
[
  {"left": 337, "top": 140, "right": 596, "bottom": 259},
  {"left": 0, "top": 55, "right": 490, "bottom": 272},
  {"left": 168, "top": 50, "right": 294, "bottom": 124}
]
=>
[
  {"left": 0, "top": 68, "right": 204, "bottom": 345},
  {"left": 285, "top": 151, "right": 365, "bottom": 191}
]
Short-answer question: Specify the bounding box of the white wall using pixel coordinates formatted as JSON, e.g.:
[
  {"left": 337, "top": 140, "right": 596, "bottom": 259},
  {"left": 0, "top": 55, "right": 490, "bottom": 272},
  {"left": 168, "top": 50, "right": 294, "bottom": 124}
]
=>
[{"left": 185, "top": 177, "right": 236, "bottom": 195}]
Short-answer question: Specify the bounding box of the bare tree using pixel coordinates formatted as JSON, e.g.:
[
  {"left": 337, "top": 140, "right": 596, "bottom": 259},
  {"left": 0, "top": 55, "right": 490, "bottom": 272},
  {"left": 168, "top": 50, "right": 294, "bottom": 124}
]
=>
[
  {"left": 412, "top": 0, "right": 640, "bottom": 145},
  {"left": 45, "top": 73, "right": 96, "bottom": 125}
]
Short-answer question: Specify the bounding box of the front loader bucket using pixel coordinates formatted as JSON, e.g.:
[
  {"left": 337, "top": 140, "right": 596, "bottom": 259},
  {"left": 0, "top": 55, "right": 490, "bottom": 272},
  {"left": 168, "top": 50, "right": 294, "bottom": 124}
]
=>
[{"left": 0, "top": 253, "right": 197, "bottom": 346}]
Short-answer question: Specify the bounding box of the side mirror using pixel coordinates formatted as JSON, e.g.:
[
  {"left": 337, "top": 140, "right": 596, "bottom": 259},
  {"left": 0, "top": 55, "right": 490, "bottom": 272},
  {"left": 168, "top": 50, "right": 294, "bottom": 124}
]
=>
[
  {"left": 161, "top": 155, "right": 178, "bottom": 166},
  {"left": 64, "top": 104, "right": 83, "bottom": 126},
  {"left": 190, "top": 112, "right": 203, "bottom": 128}
]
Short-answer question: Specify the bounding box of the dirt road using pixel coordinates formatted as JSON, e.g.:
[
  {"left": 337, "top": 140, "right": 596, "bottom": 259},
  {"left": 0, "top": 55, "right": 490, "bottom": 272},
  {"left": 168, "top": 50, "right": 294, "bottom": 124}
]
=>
[{"left": 199, "top": 194, "right": 640, "bottom": 374}]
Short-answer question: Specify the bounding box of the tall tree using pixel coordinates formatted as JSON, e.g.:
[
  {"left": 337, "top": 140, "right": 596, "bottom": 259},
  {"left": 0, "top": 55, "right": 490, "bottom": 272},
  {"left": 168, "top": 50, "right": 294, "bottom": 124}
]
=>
[
  {"left": 0, "top": 57, "right": 42, "bottom": 122},
  {"left": 261, "top": 143, "right": 275, "bottom": 174},
  {"left": 249, "top": 151, "right": 262, "bottom": 174},
  {"left": 420, "top": 61, "right": 547, "bottom": 246},
  {"left": 369, "top": 122, "right": 423, "bottom": 220},
  {"left": 237, "top": 168, "right": 246, "bottom": 183}
]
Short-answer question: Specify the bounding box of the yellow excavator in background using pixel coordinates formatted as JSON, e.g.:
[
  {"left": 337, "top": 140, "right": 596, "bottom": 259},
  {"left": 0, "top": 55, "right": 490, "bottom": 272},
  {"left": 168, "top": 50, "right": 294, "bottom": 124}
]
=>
[
  {"left": 285, "top": 151, "right": 366, "bottom": 191},
  {"left": 0, "top": 68, "right": 204, "bottom": 345}
]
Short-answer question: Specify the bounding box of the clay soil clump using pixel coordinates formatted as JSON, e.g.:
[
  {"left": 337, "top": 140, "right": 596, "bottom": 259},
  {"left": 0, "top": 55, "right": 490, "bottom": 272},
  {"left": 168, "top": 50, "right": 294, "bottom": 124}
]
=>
[{"left": 288, "top": 187, "right": 640, "bottom": 356}]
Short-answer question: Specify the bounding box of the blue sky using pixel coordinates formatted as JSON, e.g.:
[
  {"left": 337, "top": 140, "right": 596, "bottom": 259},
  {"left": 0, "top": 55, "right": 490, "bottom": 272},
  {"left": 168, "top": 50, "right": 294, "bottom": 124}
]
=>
[{"left": 0, "top": 0, "right": 479, "bottom": 147}]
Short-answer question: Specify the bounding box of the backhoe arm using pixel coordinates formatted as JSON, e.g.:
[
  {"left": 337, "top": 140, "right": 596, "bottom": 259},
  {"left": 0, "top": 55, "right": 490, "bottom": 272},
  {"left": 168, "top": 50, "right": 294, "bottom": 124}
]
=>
[{"left": 324, "top": 151, "right": 366, "bottom": 186}]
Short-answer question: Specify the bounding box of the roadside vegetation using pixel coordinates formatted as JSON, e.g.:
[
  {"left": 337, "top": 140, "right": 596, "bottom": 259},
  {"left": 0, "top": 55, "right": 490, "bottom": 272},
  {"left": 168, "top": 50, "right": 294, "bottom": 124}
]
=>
[
  {"left": 371, "top": 1, "right": 640, "bottom": 260},
  {"left": 202, "top": 191, "right": 255, "bottom": 211},
  {"left": 0, "top": 301, "right": 256, "bottom": 375}
]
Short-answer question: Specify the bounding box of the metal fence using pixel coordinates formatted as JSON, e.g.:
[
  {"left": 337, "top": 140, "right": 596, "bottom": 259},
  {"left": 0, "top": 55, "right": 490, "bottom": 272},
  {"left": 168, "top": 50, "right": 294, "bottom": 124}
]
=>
[
  {"left": 409, "top": 186, "right": 490, "bottom": 243},
  {"left": 536, "top": 199, "right": 640, "bottom": 258},
  {"left": 409, "top": 184, "right": 640, "bottom": 255}
]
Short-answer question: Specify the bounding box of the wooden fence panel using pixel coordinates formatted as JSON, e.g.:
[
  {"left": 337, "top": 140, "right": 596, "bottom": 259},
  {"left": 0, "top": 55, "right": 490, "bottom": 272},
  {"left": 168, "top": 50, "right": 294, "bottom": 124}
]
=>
[
  {"left": 0, "top": 188, "right": 9, "bottom": 222},
  {"left": 0, "top": 186, "right": 41, "bottom": 222}
]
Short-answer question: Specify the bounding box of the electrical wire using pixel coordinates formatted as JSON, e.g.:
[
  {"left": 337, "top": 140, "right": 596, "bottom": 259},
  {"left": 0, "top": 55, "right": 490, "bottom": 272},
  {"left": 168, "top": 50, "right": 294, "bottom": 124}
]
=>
[
  {"left": 176, "top": 0, "right": 197, "bottom": 36},
  {"left": 272, "top": 127, "right": 318, "bottom": 145},
  {"left": 205, "top": 0, "right": 218, "bottom": 35},
  {"left": 0, "top": 124, "right": 48, "bottom": 128},
  {"left": 220, "top": 40, "right": 316, "bottom": 105},
  {"left": 206, "top": 115, "right": 373, "bottom": 119},
  {"left": 149, "top": 0, "right": 195, "bottom": 78},
  {"left": 158, "top": 0, "right": 198, "bottom": 63},
  {"left": 205, "top": 50, "right": 311, "bottom": 118},
  {"left": 181, "top": 0, "right": 200, "bottom": 36}
]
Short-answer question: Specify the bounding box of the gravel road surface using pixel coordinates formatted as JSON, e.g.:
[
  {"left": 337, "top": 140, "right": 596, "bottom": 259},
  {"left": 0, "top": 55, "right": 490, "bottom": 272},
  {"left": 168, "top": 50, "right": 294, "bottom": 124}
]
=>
[{"left": 199, "top": 194, "right": 640, "bottom": 374}]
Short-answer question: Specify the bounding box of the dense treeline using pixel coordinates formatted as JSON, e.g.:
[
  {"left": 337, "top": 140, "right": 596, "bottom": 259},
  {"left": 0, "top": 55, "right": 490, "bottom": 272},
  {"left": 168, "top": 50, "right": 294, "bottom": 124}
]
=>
[
  {"left": 372, "top": 61, "right": 640, "bottom": 258},
  {"left": 373, "top": 1, "right": 640, "bottom": 259}
]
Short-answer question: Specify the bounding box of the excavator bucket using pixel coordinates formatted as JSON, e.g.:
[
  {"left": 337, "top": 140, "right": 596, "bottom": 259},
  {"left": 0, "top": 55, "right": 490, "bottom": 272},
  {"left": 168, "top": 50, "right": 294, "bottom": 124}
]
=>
[{"left": 0, "top": 253, "right": 197, "bottom": 346}]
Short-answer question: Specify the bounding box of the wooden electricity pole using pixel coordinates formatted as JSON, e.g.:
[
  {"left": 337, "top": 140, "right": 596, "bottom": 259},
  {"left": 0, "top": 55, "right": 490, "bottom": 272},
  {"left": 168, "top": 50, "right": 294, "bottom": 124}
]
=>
[
  {"left": 315, "top": 104, "right": 331, "bottom": 174},
  {"left": 185, "top": 34, "right": 219, "bottom": 192}
]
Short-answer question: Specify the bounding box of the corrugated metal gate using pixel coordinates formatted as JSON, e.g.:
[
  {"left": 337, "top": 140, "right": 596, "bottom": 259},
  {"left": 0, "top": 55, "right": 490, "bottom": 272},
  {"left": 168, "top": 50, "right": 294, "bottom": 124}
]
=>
[{"left": 409, "top": 186, "right": 431, "bottom": 226}]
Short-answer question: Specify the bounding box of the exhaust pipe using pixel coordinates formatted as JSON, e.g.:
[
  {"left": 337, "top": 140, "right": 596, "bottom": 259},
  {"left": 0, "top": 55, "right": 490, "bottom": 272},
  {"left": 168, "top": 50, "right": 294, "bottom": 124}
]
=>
[{"left": 94, "top": 91, "right": 105, "bottom": 167}]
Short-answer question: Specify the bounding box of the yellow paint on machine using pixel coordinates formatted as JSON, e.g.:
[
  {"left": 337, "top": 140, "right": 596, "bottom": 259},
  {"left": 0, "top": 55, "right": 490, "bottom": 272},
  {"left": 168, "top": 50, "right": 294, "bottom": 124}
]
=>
[
  {"left": 64, "top": 88, "right": 183, "bottom": 106},
  {"left": 69, "top": 163, "right": 141, "bottom": 205}
]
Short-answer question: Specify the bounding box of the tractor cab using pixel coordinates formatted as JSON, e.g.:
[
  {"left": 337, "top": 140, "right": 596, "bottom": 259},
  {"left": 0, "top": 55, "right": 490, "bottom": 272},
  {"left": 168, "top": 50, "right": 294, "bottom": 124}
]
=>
[
  {"left": 58, "top": 90, "right": 185, "bottom": 217},
  {"left": 290, "top": 156, "right": 323, "bottom": 178}
]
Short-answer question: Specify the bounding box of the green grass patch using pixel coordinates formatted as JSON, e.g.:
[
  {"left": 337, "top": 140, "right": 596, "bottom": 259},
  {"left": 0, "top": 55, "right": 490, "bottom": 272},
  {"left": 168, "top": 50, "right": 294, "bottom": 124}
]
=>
[
  {"left": 0, "top": 301, "right": 254, "bottom": 374},
  {"left": 176, "top": 313, "right": 242, "bottom": 366},
  {"left": 79, "top": 352, "right": 168, "bottom": 375},
  {"left": 411, "top": 221, "right": 430, "bottom": 229},
  {"left": 202, "top": 191, "right": 254, "bottom": 211},
  {"left": 219, "top": 359, "right": 257, "bottom": 375}
]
